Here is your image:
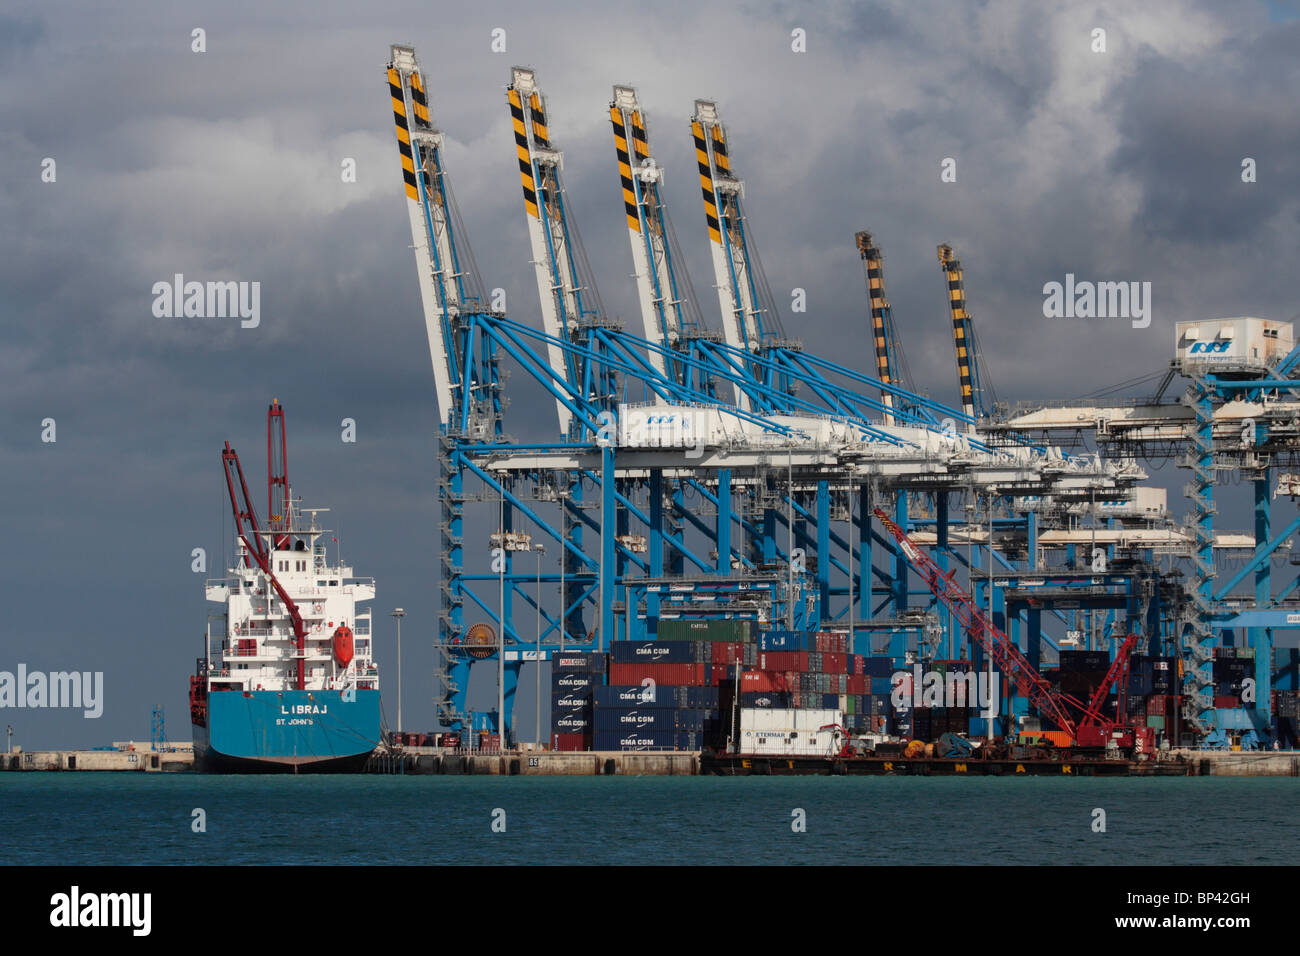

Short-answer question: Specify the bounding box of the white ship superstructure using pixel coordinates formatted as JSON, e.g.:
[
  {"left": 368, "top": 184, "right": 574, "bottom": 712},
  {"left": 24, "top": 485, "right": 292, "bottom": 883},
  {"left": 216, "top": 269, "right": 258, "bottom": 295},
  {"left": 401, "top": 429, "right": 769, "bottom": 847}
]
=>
[{"left": 203, "top": 504, "right": 378, "bottom": 695}]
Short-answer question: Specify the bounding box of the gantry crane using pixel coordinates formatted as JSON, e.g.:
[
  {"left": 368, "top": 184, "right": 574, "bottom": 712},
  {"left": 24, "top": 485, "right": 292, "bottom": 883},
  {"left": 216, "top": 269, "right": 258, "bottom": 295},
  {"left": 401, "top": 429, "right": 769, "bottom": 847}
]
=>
[
  {"left": 381, "top": 46, "right": 1145, "bottom": 744},
  {"left": 937, "top": 243, "right": 990, "bottom": 430},
  {"left": 856, "top": 231, "right": 910, "bottom": 425},
  {"left": 874, "top": 507, "right": 1137, "bottom": 740}
]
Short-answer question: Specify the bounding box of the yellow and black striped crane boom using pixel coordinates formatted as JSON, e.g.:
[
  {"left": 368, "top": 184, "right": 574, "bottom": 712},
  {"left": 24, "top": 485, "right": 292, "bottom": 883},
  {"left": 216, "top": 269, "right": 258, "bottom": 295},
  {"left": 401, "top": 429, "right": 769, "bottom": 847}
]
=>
[
  {"left": 386, "top": 44, "right": 472, "bottom": 427},
  {"left": 937, "top": 243, "right": 987, "bottom": 429},
  {"left": 855, "top": 231, "right": 908, "bottom": 425},
  {"left": 609, "top": 85, "right": 704, "bottom": 389},
  {"left": 507, "top": 67, "right": 607, "bottom": 435},
  {"left": 691, "top": 100, "right": 787, "bottom": 411}
]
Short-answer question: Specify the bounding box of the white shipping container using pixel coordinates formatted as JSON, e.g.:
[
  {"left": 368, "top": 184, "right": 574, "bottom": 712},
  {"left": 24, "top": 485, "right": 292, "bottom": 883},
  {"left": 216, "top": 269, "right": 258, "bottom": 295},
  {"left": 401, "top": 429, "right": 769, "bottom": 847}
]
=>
[{"left": 740, "top": 707, "right": 843, "bottom": 733}]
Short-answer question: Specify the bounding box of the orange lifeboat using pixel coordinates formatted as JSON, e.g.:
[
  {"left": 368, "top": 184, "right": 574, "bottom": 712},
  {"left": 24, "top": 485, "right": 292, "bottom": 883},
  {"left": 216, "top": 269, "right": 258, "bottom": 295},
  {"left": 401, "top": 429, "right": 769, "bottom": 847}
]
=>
[{"left": 332, "top": 625, "right": 355, "bottom": 668}]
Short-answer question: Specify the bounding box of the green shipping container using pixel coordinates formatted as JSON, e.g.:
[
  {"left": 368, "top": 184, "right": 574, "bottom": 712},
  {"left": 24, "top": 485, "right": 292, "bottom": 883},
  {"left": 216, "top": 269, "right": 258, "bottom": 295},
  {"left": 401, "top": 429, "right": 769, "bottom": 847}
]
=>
[
  {"left": 846, "top": 695, "right": 856, "bottom": 715},
  {"left": 656, "top": 620, "right": 752, "bottom": 642},
  {"left": 1146, "top": 716, "right": 1166, "bottom": 730}
]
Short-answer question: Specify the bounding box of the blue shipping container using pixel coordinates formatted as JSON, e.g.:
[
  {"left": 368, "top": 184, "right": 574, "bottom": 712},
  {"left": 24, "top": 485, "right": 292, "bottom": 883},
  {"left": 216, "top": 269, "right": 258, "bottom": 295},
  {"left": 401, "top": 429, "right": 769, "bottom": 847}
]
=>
[
  {"left": 757, "top": 630, "right": 808, "bottom": 651},
  {"left": 551, "top": 711, "right": 593, "bottom": 732},
  {"left": 609, "top": 641, "right": 699, "bottom": 664},
  {"left": 595, "top": 685, "right": 664, "bottom": 707},
  {"left": 551, "top": 671, "right": 597, "bottom": 692},
  {"left": 593, "top": 730, "right": 677, "bottom": 750},
  {"left": 864, "top": 657, "right": 895, "bottom": 677}
]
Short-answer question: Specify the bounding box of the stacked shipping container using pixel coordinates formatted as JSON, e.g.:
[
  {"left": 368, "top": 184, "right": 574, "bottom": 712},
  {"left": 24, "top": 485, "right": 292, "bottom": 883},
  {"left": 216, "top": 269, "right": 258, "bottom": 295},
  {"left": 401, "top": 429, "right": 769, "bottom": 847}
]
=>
[
  {"left": 546, "top": 632, "right": 1300, "bottom": 750},
  {"left": 550, "top": 651, "right": 604, "bottom": 750}
]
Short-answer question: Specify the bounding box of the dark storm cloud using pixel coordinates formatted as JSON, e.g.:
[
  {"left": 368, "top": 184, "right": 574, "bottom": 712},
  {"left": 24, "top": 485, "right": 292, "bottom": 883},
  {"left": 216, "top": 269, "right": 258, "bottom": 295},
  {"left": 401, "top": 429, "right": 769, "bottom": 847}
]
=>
[
  {"left": 1111, "top": 23, "right": 1300, "bottom": 244},
  {"left": 1, "top": 0, "right": 1296, "bottom": 745}
]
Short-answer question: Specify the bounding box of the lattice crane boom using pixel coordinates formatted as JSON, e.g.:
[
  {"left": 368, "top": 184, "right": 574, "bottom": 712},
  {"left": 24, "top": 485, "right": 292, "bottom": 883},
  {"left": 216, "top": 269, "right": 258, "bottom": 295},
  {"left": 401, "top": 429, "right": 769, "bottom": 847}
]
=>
[
  {"left": 223, "top": 441, "right": 308, "bottom": 691},
  {"left": 873, "top": 507, "right": 1132, "bottom": 737}
]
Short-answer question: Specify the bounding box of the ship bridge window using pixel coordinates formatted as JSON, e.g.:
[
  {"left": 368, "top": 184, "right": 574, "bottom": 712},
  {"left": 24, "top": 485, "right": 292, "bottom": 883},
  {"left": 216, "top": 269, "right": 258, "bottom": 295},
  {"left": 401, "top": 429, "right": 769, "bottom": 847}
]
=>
[{"left": 329, "top": 580, "right": 338, "bottom": 587}]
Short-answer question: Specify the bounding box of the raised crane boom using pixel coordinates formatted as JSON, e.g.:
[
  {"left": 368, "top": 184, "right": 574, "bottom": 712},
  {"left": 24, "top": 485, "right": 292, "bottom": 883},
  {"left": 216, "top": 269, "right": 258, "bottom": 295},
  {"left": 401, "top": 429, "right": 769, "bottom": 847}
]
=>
[
  {"left": 937, "top": 243, "right": 987, "bottom": 428},
  {"left": 873, "top": 506, "right": 1129, "bottom": 738},
  {"left": 691, "top": 100, "right": 784, "bottom": 410},
  {"left": 508, "top": 67, "right": 606, "bottom": 436},
  {"left": 856, "top": 231, "right": 907, "bottom": 425},
  {"left": 223, "top": 441, "right": 308, "bottom": 691},
  {"left": 610, "top": 85, "right": 703, "bottom": 389},
  {"left": 387, "top": 45, "right": 480, "bottom": 428},
  {"left": 267, "top": 398, "right": 289, "bottom": 550}
]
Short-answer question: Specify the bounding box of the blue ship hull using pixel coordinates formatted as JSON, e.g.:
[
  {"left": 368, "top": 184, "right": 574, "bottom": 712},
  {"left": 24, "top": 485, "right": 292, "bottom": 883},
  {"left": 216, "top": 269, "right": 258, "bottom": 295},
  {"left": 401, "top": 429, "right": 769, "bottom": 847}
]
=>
[{"left": 194, "top": 689, "right": 382, "bottom": 773}]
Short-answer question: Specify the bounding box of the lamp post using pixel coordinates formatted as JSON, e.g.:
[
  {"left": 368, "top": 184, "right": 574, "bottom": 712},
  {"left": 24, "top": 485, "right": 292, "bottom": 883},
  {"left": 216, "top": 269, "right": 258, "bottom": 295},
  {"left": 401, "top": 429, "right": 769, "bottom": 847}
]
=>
[
  {"left": 557, "top": 486, "right": 570, "bottom": 653},
  {"left": 489, "top": 499, "right": 532, "bottom": 749},
  {"left": 390, "top": 608, "right": 405, "bottom": 733},
  {"left": 534, "top": 542, "right": 546, "bottom": 747}
]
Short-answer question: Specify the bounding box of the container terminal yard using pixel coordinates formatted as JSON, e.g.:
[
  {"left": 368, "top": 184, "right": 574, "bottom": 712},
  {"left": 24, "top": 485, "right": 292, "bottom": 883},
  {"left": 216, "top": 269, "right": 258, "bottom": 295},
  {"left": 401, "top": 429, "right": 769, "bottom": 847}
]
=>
[
  {"left": 351, "top": 44, "right": 1300, "bottom": 777},
  {"left": 12, "top": 42, "right": 1297, "bottom": 779}
]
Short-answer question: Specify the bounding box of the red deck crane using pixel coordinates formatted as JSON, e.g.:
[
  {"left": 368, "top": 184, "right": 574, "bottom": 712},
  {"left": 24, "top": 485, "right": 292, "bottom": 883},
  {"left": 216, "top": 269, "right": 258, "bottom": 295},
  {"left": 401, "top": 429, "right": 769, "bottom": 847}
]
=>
[
  {"left": 872, "top": 507, "right": 1135, "bottom": 740},
  {"left": 267, "top": 398, "right": 290, "bottom": 551},
  {"left": 222, "top": 422, "right": 308, "bottom": 691}
]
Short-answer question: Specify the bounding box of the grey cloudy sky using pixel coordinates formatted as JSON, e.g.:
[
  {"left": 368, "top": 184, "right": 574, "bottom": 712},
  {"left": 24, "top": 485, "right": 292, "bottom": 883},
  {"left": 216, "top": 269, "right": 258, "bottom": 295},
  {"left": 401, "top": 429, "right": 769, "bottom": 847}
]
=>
[{"left": 2, "top": 0, "right": 1298, "bottom": 746}]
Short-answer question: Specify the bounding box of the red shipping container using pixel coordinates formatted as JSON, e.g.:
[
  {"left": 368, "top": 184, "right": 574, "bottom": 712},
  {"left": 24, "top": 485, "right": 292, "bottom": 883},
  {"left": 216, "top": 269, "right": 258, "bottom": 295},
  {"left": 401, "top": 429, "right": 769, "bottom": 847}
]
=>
[
  {"left": 847, "top": 674, "right": 867, "bottom": 695},
  {"left": 814, "top": 632, "right": 846, "bottom": 654},
  {"left": 740, "top": 669, "right": 791, "bottom": 692},
  {"left": 608, "top": 661, "right": 708, "bottom": 686},
  {"left": 1146, "top": 695, "right": 1166, "bottom": 716},
  {"left": 1214, "top": 695, "right": 1239, "bottom": 709},
  {"left": 711, "top": 641, "right": 745, "bottom": 665},
  {"left": 823, "top": 652, "right": 847, "bottom": 674},
  {"left": 553, "top": 733, "right": 590, "bottom": 752},
  {"left": 759, "top": 651, "right": 808, "bottom": 672}
]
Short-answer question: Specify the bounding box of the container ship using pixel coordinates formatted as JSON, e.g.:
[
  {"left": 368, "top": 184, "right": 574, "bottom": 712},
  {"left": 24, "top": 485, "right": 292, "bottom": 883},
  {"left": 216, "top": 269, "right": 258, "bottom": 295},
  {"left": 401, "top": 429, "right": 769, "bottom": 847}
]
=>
[{"left": 189, "top": 401, "right": 382, "bottom": 772}]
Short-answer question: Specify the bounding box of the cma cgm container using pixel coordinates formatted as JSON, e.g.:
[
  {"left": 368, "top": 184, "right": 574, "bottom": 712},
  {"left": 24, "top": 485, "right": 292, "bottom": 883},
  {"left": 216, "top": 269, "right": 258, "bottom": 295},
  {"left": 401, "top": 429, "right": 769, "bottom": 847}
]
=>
[
  {"left": 593, "top": 730, "right": 697, "bottom": 751},
  {"left": 609, "top": 640, "right": 708, "bottom": 664},
  {"left": 552, "top": 652, "right": 607, "bottom": 674},
  {"left": 611, "top": 684, "right": 716, "bottom": 708}
]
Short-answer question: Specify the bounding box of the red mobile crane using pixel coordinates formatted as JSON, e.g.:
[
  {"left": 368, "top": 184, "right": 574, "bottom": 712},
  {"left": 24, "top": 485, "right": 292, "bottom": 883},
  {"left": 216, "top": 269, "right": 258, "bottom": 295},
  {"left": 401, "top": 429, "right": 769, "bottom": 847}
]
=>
[{"left": 872, "top": 507, "right": 1137, "bottom": 743}]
